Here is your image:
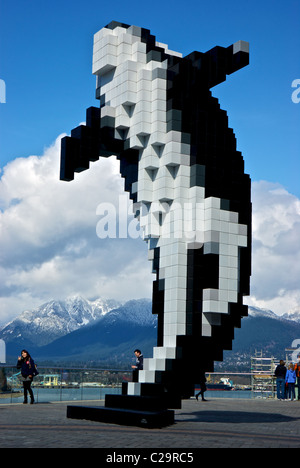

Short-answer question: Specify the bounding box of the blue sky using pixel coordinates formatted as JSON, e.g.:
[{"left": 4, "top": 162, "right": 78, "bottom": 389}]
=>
[
  {"left": 0, "top": 0, "right": 299, "bottom": 195},
  {"left": 0, "top": 0, "right": 300, "bottom": 324}
]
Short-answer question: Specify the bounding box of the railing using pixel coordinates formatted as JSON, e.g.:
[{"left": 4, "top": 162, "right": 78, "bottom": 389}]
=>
[
  {"left": 1, "top": 366, "right": 290, "bottom": 404},
  {"left": 0, "top": 366, "right": 131, "bottom": 404}
]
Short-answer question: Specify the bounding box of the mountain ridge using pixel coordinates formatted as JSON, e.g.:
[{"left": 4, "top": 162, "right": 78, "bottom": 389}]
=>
[
  {"left": 0, "top": 296, "right": 121, "bottom": 347},
  {"left": 1, "top": 297, "right": 300, "bottom": 367},
  {"left": 1, "top": 297, "right": 155, "bottom": 365}
]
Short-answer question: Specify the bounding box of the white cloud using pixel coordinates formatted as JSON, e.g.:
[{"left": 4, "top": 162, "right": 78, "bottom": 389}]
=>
[
  {"left": 0, "top": 137, "right": 299, "bottom": 325},
  {"left": 246, "top": 181, "right": 300, "bottom": 315},
  {"left": 0, "top": 135, "right": 153, "bottom": 324}
]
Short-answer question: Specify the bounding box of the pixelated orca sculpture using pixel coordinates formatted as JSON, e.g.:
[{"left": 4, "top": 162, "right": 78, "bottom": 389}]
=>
[{"left": 63, "top": 21, "right": 251, "bottom": 428}]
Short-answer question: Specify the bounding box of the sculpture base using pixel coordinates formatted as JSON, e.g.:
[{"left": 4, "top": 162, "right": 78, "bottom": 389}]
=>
[
  {"left": 67, "top": 404, "right": 175, "bottom": 428},
  {"left": 67, "top": 382, "right": 182, "bottom": 428}
]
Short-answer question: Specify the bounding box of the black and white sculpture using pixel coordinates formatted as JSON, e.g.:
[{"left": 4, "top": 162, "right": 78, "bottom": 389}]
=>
[{"left": 63, "top": 21, "right": 251, "bottom": 427}]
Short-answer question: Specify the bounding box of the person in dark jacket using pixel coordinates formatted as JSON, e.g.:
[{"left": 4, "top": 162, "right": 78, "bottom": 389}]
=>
[
  {"left": 195, "top": 372, "right": 207, "bottom": 402},
  {"left": 16, "top": 350, "right": 37, "bottom": 404},
  {"left": 275, "top": 360, "right": 287, "bottom": 401},
  {"left": 131, "top": 349, "right": 143, "bottom": 383}
]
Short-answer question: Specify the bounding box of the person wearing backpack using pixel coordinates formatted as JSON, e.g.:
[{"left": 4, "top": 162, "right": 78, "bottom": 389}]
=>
[{"left": 294, "top": 356, "right": 300, "bottom": 401}]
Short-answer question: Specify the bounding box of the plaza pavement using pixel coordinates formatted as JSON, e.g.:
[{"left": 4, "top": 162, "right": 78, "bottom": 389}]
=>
[{"left": 0, "top": 397, "right": 299, "bottom": 449}]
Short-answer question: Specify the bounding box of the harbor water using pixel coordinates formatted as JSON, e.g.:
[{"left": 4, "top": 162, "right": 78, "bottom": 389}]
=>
[
  {"left": 0, "top": 386, "right": 253, "bottom": 404},
  {"left": 0, "top": 366, "right": 259, "bottom": 404}
]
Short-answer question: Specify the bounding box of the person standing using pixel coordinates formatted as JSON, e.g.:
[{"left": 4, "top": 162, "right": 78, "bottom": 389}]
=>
[
  {"left": 285, "top": 363, "right": 297, "bottom": 401},
  {"left": 131, "top": 349, "right": 144, "bottom": 383},
  {"left": 16, "top": 350, "right": 38, "bottom": 404},
  {"left": 294, "top": 356, "right": 300, "bottom": 401},
  {"left": 275, "top": 360, "right": 287, "bottom": 401}
]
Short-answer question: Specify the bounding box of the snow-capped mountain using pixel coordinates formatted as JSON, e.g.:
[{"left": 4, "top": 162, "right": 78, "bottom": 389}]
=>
[
  {"left": 2, "top": 299, "right": 300, "bottom": 350},
  {"left": 248, "top": 306, "right": 277, "bottom": 319},
  {"left": 281, "top": 308, "right": 300, "bottom": 323},
  {"left": 0, "top": 297, "right": 155, "bottom": 364},
  {"left": 31, "top": 299, "right": 156, "bottom": 363},
  {"left": 0, "top": 296, "right": 120, "bottom": 347},
  {"left": 102, "top": 299, "right": 156, "bottom": 327},
  {"left": 1, "top": 297, "right": 300, "bottom": 366},
  {"left": 248, "top": 306, "right": 300, "bottom": 323}
]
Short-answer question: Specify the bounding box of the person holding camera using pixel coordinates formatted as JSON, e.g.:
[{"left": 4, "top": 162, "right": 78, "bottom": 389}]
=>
[
  {"left": 16, "top": 350, "right": 38, "bottom": 404},
  {"left": 131, "top": 349, "right": 143, "bottom": 383}
]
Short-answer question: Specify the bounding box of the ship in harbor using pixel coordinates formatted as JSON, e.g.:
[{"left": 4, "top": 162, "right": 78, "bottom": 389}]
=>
[
  {"left": 196, "top": 377, "right": 234, "bottom": 392},
  {"left": 207, "top": 378, "right": 233, "bottom": 391}
]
